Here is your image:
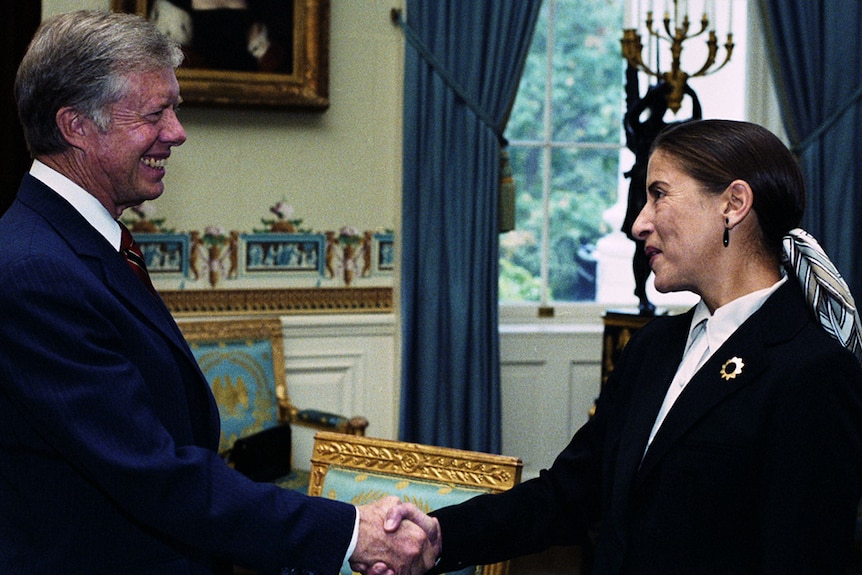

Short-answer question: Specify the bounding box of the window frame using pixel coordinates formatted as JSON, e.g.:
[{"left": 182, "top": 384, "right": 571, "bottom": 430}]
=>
[{"left": 500, "top": 0, "right": 765, "bottom": 325}]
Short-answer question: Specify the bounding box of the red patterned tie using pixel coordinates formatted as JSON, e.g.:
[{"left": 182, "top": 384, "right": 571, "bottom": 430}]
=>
[{"left": 120, "top": 224, "right": 158, "bottom": 297}]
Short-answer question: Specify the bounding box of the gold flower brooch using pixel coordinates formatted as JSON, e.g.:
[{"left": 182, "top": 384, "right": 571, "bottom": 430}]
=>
[{"left": 720, "top": 357, "right": 744, "bottom": 381}]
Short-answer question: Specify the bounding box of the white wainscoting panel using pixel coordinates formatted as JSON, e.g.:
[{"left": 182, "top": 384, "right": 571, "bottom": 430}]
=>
[
  {"left": 280, "top": 313, "right": 397, "bottom": 471},
  {"left": 500, "top": 324, "right": 603, "bottom": 480}
]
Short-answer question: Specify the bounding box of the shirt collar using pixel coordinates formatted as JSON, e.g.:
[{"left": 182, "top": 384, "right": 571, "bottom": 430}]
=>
[
  {"left": 689, "top": 275, "right": 788, "bottom": 353},
  {"left": 30, "top": 160, "right": 122, "bottom": 250}
]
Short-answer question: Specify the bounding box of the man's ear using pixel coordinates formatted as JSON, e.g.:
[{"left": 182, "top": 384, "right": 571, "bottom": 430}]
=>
[
  {"left": 55, "top": 106, "right": 90, "bottom": 150},
  {"left": 723, "top": 180, "right": 754, "bottom": 229}
]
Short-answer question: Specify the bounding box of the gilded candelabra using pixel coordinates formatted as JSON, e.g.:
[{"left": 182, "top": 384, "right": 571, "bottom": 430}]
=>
[{"left": 621, "top": 0, "right": 734, "bottom": 112}]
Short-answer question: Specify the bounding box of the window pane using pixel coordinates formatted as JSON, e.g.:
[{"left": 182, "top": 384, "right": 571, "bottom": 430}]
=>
[
  {"left": 501, "top": 0, "right": 748, "bottom": 310},
  {"left": 500, "top": 146, "right": 544, "bottom": 302},
  {"left": 547, "top": 147, "right": 619, "bottom": 301},
  {"left": 505, "top": 7, "right": 548, "bottom": 143},
  {"left": 551, "top": 0, "right": 624, "bottom": 143}
]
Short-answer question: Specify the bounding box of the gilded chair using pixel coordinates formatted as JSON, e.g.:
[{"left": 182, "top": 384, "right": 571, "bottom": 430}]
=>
[
  {"left": 308, "top": 431, "right": 523, "bottom": 575},
  {"left": 178, "top": 318, "right": 368, "bottom": 491}
]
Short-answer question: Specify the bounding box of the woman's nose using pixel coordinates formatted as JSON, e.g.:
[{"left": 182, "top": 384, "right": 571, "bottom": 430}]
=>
[{"left": 630, "top": 204, "right": 652, "bottom": 240}]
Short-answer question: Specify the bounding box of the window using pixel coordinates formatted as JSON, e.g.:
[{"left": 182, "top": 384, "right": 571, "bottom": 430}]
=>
[{"left": 501, "top": 0, "right": 748, "bottom": 313}]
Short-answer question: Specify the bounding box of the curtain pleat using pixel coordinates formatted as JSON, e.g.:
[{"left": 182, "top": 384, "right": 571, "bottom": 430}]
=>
[
  {"left": 399, "top": 2, "right": 541, "bottom": 452},
  {"left": 760, "top": 0, "right": 862, "bottom": 298}
]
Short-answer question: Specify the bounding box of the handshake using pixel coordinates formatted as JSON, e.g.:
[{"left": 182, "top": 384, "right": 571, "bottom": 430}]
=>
[{"left": 350, "top": 496, "right": 442, "bottom": 575}]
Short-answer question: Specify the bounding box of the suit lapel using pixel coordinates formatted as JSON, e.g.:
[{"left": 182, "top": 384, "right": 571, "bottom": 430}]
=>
[
  {"left": 16, "top": 177, "right": 200, "bottom": 372},
  {"left": 637, "top": 331, "right": 769, "bottom": 478},
  {"left": 605, "top": 312, "right": 692, "bottom": 514},
  {"left": 636, "top": 281, "right": 807, "bottom": 480},
  {"left": 17, "top": 176, "right": 220, "bottom": 448},
  {"left": 617, "top": 334, "right": 687, "bottom": 466}
]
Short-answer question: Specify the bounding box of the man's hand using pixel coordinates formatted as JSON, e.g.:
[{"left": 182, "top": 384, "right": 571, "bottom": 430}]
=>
[
  {"left": 382, "top": 500, "right": 440, "bottom": 542},
  {"left": 349, "top": 496, "right": 441, "bottom": 575}
]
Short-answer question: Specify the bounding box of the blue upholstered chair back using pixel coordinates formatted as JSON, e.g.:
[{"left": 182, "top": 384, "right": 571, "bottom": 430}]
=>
[
  {"left": 180, "top": 319, "right": 288, "bottom": 453},
  {"left": 309, "top": 431, "right": 523, "bottom": 575},
  {"left": 179, "top": 319, "right": 369, "bottom": 493}
]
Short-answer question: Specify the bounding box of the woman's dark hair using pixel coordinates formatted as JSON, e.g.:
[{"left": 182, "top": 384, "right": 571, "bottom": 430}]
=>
[{"left": 649, "top": 119, "right": 806, "bottom": 256}]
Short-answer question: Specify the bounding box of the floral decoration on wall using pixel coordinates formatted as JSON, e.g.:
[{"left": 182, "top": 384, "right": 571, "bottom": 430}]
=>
[
  {"left": 124, "top": 204, "right": 173, "bottom": 233},
  {"left": 257, "top": 201, "right": 307, "bottom": 233}
]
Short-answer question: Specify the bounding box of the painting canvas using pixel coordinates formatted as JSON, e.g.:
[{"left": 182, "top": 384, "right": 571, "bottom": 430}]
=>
[{"left": 112, "top": 0, "right": 329, "bottom": 109}]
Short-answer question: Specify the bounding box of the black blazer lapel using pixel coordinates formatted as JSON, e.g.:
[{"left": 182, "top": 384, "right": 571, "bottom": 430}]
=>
[
  {"left": 592, "top": 311, "right": 692, "bottom": 570},
  {"left": 604, "top": 311, "right": 692, "bottom": 512},
  {"left": 638, "top": 333, "right": 769, "bottom": 478},
  {"left": 637, "top": 281, "right": 809, "bottom": 479},
  {"left": 616, "top": 311, "right": 692, "bottom": 456}
]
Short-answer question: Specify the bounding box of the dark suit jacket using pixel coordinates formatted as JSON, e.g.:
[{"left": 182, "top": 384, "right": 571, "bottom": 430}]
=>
[
  {"left": 434, "top": 280, "right": 862, "bottom": 574},
  {"left": 0, "top": 175, "right": 355, "bottom": 575}
]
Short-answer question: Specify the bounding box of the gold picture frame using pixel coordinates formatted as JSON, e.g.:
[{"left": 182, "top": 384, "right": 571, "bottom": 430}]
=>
[{"left": 111, "top": 0, "right": 329, "bottom": 110}]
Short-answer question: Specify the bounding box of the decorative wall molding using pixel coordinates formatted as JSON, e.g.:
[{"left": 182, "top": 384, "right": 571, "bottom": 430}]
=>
[
  {"left": 162, "top": 287, "right": 393, "bottom": 315},
  {"left": 127, "top": 205, "right": 394, "bottom": 291}
]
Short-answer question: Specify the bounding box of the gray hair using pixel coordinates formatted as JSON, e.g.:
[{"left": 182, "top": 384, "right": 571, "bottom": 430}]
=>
[{"left": 15, "top": 10, "right": 184, "bottom": 156}]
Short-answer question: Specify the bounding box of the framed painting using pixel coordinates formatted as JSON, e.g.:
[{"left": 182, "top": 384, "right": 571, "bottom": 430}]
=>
[
  {"left": 374, "top": 233, "right": 395, "bottom": 273},
  {"left": 111, "top": 0, "right": 330, "bottom": 110}
]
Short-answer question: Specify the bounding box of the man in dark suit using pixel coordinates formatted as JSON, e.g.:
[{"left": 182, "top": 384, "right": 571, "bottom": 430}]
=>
[{"left": 0, "top": 10, "right": 436, "bottom": 575}]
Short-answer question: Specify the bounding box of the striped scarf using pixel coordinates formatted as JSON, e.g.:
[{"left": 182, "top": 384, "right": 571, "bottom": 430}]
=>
[{"left": 783, "top": 228, "right": 862, "bottom": 366}]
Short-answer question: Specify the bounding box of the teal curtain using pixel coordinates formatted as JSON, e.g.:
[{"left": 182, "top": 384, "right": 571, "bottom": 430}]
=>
[
  {"left": 760, "top": 1, "right": 862, "bottom": 298},
  {"left": 399, "top": 2, "right": 541, "bottom": 452}
]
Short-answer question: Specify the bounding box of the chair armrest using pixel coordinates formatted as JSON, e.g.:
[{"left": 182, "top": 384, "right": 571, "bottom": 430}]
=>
[{"left": 291, "top": 408, "right": 369, "bottom": 436}]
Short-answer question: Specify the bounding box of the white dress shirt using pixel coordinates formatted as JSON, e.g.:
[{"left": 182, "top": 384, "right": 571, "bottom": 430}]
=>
[{"left": 29, "top": 160, "right": 123, "bottom": 250}]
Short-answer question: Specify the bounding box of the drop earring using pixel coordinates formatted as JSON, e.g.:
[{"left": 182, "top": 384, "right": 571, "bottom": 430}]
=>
[{"left": 723, "top": 218, "right": 730, "bottom": 248}]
